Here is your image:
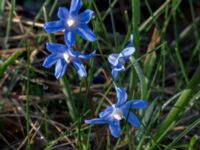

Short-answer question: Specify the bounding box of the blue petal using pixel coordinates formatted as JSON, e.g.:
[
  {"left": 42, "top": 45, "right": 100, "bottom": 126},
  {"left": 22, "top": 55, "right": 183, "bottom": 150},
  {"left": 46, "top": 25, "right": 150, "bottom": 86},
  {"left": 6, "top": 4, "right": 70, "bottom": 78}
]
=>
[
  {"left": 123, "top": 111, "right": 141, "bottom": 128},
  {"left": 119, "top": 47, "right": 135, "bottom": 58},
  {"left": 126, "top": 34, "right": 134, "bottom": 47},
  {"left": 85, "top": 118, "right": 108, "bottom": 124},
  {"left": 108, "top": 53, "right": 119, "bottom": 66},
  {"left": 99, "top": 106, "right": 114, "bottom": 118},
  {"left": 68, "top": 49, "right": 96, "bottom": 60},
  {"left": 58, "top": 7, "right": 69, "bottom": 20},
  {"left": 108, "top": 120, "right": 121, "bottom": 138},
  {"left": 124, "top": 100, "right": 148, "bottom": 109},
  {"left": 46, "top": 43, "right": 68, "bottom": 53},
  {"left": 72, "top": 59, "right": 87, "bottom": 77},
  {"left": 79, "top": 9, "right": 94, "bottom": 24},
  {"left": 43, "top": 54, "right": 61, "bottom": 68},
  {"left": 55, "top": 59, "right": 67, "bottom": 79},
  {"left": 70, "top": 0, "right": 83, "bottom": 14},
  {"left": 77, "top": 24, "right": 97, "bottom": 41},
  {"left": 44, "top": 20, "right": 65, "bottom": 33},
  {"left": 78, "top": 50, "right": 96, "bottom": 60},
  {"left": 67, "top": 48, "right": 79, "bottom": 57},
  {"left": 115, "top": 86, "right": 127, "bottom": 107},
  {"left": 111, "top": 64, "right": 125, "bottom": 79},
  {"left": 113, "top": 63, "right": 125, "bottom": 71},
  {"left": 112, "top": 69, "right": 119, "bottom": 79},
  {"left": 64, "top": 31, "right": 76, "bottom": 46}
]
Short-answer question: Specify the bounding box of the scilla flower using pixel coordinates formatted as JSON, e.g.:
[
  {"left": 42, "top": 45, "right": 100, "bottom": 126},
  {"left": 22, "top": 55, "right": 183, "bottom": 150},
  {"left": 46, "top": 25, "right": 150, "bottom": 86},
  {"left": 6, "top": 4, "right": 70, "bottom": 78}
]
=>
[
  {"left": 85, "top": 85, "right": 148, "bottom": 137},
  {"left": 44, "top": 0, "right": 96, "bottom": 45},
  {"left": 108, "top": 46, "right": 135, "bottom": 79},
  {"left": 43, "top": 42, "right": 96, "bottom": 79}
]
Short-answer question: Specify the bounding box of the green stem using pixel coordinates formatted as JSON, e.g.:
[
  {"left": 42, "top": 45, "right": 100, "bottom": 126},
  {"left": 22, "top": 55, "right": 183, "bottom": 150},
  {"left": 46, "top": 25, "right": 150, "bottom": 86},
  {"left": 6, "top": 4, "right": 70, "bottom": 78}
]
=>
[
  {"left": 26, "top": 42, "right": 31, "bottom": 150},
  {"left": 59, "top": 77, "right": 77, "bottom": 121},
  {"left": 146, "top": 66, "right": 200, "bottom": 149},
  {"left": 109, "top": 0, "right": 117, "bottom": 47}
]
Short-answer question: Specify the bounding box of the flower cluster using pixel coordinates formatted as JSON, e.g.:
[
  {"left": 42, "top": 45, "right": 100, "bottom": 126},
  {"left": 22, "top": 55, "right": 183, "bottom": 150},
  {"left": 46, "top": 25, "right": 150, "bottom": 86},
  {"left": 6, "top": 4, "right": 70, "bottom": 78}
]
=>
[
  {"left": 85, "top": 36, "right": 148, "bottom": 137},
  {"left": 43, "top": 0, "right": 148, "bottom": 138},
  {"left": 43, "top": 0, "right": 96, "bottom": 78}
]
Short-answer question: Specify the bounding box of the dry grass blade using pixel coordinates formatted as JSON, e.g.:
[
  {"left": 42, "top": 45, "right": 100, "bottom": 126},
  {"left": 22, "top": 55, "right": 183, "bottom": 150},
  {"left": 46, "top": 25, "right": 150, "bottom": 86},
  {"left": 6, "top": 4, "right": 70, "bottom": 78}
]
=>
[{"left": 143, "top": 27, "right": 161, "bottom": 78}]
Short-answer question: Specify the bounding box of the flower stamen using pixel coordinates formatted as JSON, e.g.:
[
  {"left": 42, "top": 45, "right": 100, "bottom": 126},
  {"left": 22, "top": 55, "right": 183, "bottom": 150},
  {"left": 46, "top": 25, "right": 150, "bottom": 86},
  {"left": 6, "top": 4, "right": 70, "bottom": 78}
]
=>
[
  {"left": 67, "top": 18, "right": 76, "bottom": 27},
  {"left": 63, "top": 52, "right": 71, "bottom": 63},
  {"left": 112, "top": 108, "right": 123, "bottom": 120}
]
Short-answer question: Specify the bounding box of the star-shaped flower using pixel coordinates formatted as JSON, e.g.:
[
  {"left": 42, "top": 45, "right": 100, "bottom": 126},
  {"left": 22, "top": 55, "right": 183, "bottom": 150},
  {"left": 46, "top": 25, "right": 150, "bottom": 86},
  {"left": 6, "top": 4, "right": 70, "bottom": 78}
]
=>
[
  {"left": 43, "top": 42, "right": 96, "bottom": 79},
  {"left": 85, "top": 85, "right": 148, "bottom": 137},
  {"left": 44, "top": 0, "right": 96, "bottom": 45},
  {"left": 108, "top": 46, "right": 135, "bottom": 79}
]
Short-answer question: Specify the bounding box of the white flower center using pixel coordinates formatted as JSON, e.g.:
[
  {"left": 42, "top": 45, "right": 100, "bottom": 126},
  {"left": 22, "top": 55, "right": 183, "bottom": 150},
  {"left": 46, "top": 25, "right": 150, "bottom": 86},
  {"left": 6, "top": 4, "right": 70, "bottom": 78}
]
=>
[
  {"left": 67, "top": 18, "right": 76, "bottom": 27},
  {"left": 63, "top": 52, "right": 71, "bottom": 63},
  {"left": 112, "top": 108, "right": 123, "bottom": 120}
]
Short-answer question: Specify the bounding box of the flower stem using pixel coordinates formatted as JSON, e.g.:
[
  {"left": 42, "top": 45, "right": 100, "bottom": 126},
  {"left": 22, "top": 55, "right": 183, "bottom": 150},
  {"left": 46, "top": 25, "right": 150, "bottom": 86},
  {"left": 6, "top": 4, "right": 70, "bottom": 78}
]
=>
[
  {"left": 59, "top": 77, "right": 77, "bottom": 121},
  {"left": 84, "top": 78, "right": 101, "bottom": 149},
  {"left": 26, "top": 42, "right": 31, "bottom": 150}
]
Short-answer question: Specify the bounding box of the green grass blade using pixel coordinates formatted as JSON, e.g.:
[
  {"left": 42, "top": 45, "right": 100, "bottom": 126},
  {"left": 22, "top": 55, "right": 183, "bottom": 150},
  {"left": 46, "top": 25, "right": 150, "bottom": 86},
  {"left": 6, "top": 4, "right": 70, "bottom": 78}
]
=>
[
  {"left": 102, "top": 0, "right": 118, "bottom": 21},
  {"left": 59, "top": 77, "right": 77, "bottom": 121},
  {"left": 165, "top": 118, "right": 200, "bottom": 150},
  {"left": 0, "top": 51, "right": 23, "bottom": 76},
  {"left": 189, "top": 135, "right": 198, "bottom": 150},
  {"left": 139, "top": 0, "right": 171, "bottom": 32},
  {"left": 175, "top": 47, "right": 189, "bottom": 83},
  {"left": 0, "top": 0, "right": 5, "bottom": 19},
  {"left": 49, "top": 0, "right": 58, "bottom": 17},
  {"left": 145, "top": 66, "right": 200, "bottom": 150},
  {"left": 20, "top": 0, "right": 51, "bottom": 45},
  {"left": 130, "top": 56, "right": 147, "bottom": 100},
  {"left": 143, "top": 28, "right": 160, "bottom": 78},
  {"left": 108, "top": 0, "right": 117, "bottom": 47},
  {"left": 129, "top": 0, "right": 141, "bottom": 99},
  {"left": 92, "top": 1, "right": 111, "bottom": 44},
  {"left": 4, "top": 0, "right": 16, "bottom": 47},
  {"left": 189, "top": 0, "right": 199, "bottom": 41},
  {"left": 132, "top": 0, "right": 140, "bottom": 52}
]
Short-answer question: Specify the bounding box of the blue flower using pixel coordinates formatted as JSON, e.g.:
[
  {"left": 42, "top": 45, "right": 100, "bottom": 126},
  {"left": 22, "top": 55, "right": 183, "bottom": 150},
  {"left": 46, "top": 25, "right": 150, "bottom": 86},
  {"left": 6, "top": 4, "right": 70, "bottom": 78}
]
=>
[
  {"left": 85, "top": 85, "right": 148, "bottom": 138},
  {"left": 44, "top": 0, "right": 96, "bottom": 45},
  {"left": 108, "top": 46, "right": 135, "bottom": 79},
  {"left": 43, "top": 42, "right": 96, "bottom": 79}
]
